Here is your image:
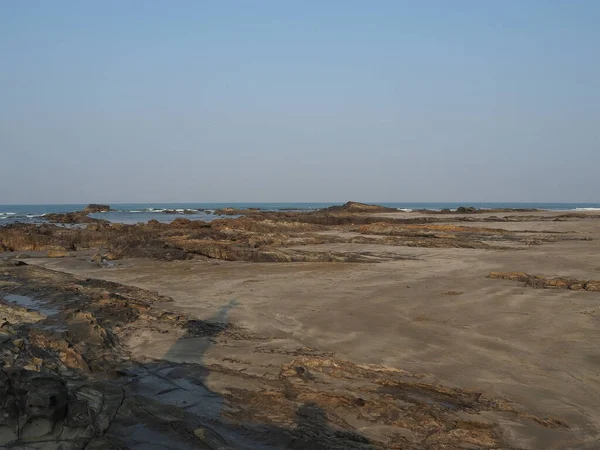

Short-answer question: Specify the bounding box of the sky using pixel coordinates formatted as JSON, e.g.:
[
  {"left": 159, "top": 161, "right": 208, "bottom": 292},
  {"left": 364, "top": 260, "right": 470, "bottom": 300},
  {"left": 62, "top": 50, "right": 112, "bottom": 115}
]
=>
[{"left": 1, "top": 1, "right": 599, "bottom": 204}]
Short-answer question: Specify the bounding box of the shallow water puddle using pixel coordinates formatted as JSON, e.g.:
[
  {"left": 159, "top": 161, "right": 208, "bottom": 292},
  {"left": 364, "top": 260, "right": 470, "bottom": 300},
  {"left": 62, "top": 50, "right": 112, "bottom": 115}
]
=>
[{"left": 2, "top": 294, "right": 59, "bottom": 316}]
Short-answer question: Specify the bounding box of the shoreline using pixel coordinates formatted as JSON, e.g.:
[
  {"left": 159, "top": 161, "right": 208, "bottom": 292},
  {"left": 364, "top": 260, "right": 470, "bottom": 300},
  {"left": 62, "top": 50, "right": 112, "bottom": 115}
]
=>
[{"left": 1, "top": 202, "right": 600, "bottom": 448}]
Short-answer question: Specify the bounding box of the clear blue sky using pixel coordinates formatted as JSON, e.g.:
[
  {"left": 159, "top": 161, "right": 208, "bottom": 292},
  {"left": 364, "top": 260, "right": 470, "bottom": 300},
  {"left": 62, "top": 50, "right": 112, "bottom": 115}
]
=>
[{"left": 1, "top": 1, "right": 598, "bottom": 204}]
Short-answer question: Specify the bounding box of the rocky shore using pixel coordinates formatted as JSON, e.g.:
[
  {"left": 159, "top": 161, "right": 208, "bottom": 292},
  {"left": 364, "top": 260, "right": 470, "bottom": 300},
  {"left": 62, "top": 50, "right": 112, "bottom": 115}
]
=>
[
  {"left": 0, "top": 260, "right": 571, "bottom": 449},
  {"left": 1, "top": 203, "right": 594, "bottom": 263},
  {"left": 2, "top": 202, "right": 600, "bottom": 448}
]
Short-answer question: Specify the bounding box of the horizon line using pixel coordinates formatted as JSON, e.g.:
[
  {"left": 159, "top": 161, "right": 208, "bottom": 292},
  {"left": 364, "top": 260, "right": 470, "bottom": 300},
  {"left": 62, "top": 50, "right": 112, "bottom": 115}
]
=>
[{"left": 1, "top": 201, "right": 600, "bottom": 206}]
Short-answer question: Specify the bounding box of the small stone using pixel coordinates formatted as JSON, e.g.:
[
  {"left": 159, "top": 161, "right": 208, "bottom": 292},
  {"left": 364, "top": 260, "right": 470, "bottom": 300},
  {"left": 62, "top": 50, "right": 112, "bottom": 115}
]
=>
[
  {"left": 585, "top": 281, "right": 600, "bottom": 292},
  {"left": 544, "top": 278, "right": 569, "bottom": 289},
  {"left": 194, "top": 428, "right": 207, "bottom": 440}
]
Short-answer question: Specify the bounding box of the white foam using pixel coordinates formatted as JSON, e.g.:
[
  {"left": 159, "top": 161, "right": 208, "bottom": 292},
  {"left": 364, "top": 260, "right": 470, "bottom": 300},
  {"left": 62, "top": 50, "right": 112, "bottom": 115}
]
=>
[
  {"left": 397, "top": 208, "right": 413, "bottom": 212},
  {"left": 574, "top": 208, "right": 600, "bottom": 211}
]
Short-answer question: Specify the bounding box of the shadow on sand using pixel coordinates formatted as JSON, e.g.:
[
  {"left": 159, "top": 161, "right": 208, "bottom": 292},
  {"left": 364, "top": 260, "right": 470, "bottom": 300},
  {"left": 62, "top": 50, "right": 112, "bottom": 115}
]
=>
[{"left": 110, "top": 299, "right": 376, "bottom": 449}]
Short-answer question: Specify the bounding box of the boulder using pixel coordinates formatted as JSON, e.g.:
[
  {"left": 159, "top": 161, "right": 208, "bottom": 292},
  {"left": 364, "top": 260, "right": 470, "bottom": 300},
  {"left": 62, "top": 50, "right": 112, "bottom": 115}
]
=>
[{"left": 0, "top": 369, "right": 125, "bottom": 447}]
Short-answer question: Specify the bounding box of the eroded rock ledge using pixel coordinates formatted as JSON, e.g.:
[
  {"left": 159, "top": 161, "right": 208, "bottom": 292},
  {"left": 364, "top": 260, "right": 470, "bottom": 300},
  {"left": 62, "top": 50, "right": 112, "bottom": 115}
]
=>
[
  {"left": 488, "top": 272, "right": 600, "bottom": 291},
  {"left": 1, "top": 206, "right": 593, "bottom": 264}
]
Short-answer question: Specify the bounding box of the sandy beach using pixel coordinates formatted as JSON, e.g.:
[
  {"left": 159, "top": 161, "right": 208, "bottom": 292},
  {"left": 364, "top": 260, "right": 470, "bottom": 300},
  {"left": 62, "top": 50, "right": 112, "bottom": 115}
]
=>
[{"left": 1, "top": 207, "right": 600, "bottom": 448}]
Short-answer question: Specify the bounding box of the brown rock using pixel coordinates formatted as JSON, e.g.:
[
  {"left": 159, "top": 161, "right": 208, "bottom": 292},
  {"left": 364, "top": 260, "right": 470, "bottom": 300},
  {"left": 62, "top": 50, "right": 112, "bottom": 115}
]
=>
[
  {"left": 489, "top": 272, "right": 600, "bottom": 294},
  {"left": 488, "top": 272, "right": 529, "bottom": 281},
  {"left": 47, "top": 249, "right": 68, "bottom": 258},
  {"left": 322, "top": 201, "right": 398, "bottom": 213},
  {"left": 456, "top": 206, "right": 477, "bottom": 213},
  {"left": 544, "top": 278, "right": 570, "bottom": 289},
  {"left": 585, "top": 280, "right": 600, "bottom": 291},
  {"left": 44, "top": 211, "right": 109, "bottom": 224},
  {"left": 170, "top": 218, "right": 192, "bottom": 227},
  {"left": 83, "top": 204, "right": 110, "bottom": 213}
]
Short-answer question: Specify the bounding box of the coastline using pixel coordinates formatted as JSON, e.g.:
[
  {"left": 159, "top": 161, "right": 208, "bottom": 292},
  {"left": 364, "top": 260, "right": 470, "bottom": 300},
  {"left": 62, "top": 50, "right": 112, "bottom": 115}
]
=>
[
  {"left": 1, "top": 202, "right": 600, "bottom": 448},
  {"left": 2, "top": 201, "right": 600, "bottom": 226}
]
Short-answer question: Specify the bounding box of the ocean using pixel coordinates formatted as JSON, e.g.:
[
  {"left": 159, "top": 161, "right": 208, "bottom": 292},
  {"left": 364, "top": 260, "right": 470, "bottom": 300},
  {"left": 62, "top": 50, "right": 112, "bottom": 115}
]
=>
[{"left": 1, "top": 202, "right": 600, "bottom": 226}]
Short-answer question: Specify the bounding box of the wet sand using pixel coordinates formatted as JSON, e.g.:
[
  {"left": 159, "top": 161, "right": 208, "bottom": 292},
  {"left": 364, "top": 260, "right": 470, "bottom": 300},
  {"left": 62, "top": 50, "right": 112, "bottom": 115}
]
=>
[{"left": 24, "top": 210, "right": 600, "bottom": 448}]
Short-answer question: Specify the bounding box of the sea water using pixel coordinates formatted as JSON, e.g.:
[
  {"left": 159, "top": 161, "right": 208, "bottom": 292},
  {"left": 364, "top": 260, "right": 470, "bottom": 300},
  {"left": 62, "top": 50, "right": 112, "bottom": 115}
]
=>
[{"left": 1, "top": 202, "right": 600, "bottom": 225}]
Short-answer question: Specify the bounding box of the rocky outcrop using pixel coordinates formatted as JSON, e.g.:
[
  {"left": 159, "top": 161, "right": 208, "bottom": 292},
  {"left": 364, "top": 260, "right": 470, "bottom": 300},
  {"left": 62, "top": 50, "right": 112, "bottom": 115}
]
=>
[
  {"left": 0, "top": 208, "right": 591, "bottom": 263},
  {"left": 489, "top": 272, "right": 600, "bottom": 291},
  {"left": 214, "top": 207, "right": 261, "bottom": 216},
  {"left": 107, "top": 238, "right": 191, "bottom": 261},
  {"left": 456, "top": 206, "right": 477, "bottom": 213},
  {"left": 43, "top": 205, "right": 111, "bottom": 224},
  {"left": 83, "top": 204, "right": 110, "bottom": 213},
  {"left": 354, "top": 222, "right": 561, "bottom": 249},
  {"left": 167, "top": 238, "right": 410, "bottom": 262},
  {"left": 43, "top": 211, "right": 109, "bottom": 224},
  {"left": 322, "top": 201, "right": 397, "bottom": 213}
]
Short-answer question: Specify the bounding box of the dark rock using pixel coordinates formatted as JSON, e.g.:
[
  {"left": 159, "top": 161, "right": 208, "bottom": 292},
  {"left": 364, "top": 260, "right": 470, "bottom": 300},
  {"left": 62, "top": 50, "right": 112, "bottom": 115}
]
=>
[
  {"left": 322, "top": 201, "right": 397, "bottom": 213},
  {"left": 171, "top": 218, "right": 192, "bottom": 227},
  {"left": 44, "top": 211, "right": 109, "bottom": 224},
  {"left": 107, "top": 239, "right": 190, "bottom": 261},
  {"left": 0, "top": 370, "right": 68, "bottom": 445},
  {"left": 456, "top": 206, "right": 477, "bottom": 214}
]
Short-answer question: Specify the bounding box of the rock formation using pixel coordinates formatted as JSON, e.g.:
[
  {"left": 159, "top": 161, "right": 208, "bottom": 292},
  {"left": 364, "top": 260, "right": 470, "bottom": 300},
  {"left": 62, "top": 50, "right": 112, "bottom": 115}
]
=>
[
  {"left": 82, "top": 204, "right": 111, "bottom": 213},
  {"left": 322, "top": 201, "right": 398, "bottom": 213},
  {"left": 489, "top": 271, "right": 600, "bottom": 291}
]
